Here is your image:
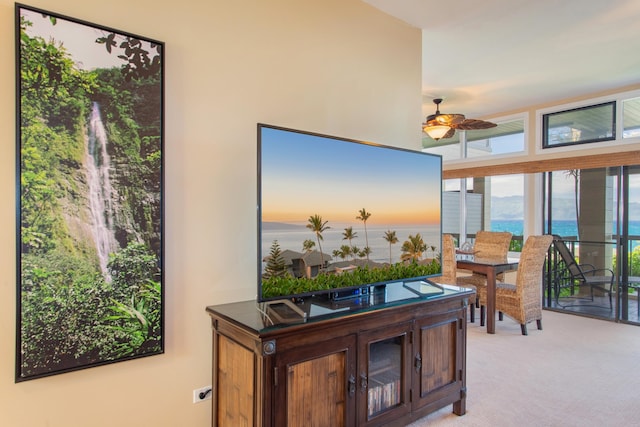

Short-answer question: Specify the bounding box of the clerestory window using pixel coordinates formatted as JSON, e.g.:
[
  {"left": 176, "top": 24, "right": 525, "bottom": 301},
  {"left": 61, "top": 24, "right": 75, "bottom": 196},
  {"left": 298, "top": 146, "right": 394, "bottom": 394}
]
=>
[{"left": 542, "top": 101, "right": 616, "bottom": 148}]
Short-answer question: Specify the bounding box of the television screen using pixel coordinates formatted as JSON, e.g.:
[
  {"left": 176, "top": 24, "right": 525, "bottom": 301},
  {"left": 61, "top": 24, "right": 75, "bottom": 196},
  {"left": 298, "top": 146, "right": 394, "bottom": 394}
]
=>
[{"left": 258, "top": 124, "right": 442, "bottom": 302}]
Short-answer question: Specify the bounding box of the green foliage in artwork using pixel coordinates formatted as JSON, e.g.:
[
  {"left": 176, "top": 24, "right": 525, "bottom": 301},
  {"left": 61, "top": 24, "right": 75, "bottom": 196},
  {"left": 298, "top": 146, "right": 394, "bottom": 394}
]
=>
[
  {"left": 107, "top": 243, "right": 160, "bottom": 294},
  {"left": 96, "top": 33, "right": 162, "bottom": 81},
  {"left": 104, "top": 280, "right": 162, "bottom": 358},
  {"left": 103, "top": 243, "right": 161, "bottom": 359},
  {"left": 19, "top": 243, "right": 162, "bottom": 377},
  {"left": 20, "top": 250, "right": 115, "bottom": 376}
]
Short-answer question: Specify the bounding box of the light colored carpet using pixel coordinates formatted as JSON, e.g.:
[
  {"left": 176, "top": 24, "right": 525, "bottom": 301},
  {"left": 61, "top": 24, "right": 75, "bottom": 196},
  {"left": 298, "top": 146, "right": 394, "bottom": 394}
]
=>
[{"left": 408, "top": 310, "right": 640, "bottom": 427}]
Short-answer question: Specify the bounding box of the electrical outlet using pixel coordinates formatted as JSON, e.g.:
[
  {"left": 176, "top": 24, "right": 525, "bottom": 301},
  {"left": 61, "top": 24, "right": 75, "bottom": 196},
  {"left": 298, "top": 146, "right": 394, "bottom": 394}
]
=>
[{"left": 193, "top": 385, "right": 212, "bottom": 403}]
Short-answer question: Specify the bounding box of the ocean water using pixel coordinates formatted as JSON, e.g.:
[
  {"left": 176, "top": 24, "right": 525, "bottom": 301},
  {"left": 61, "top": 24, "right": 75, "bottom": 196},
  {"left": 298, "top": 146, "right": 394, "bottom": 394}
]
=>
[
  {"left": 494, "top": 219, "right": 640, "bottom": 254},
  {"left": 491, "top": 219, "right": 640, "bottom": 238}
]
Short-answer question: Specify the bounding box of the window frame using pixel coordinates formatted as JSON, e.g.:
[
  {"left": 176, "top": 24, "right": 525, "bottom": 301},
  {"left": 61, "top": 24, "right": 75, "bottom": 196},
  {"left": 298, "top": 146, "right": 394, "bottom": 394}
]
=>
[{"left": 542, "top": 101, "right": 616, "bottom": 149}]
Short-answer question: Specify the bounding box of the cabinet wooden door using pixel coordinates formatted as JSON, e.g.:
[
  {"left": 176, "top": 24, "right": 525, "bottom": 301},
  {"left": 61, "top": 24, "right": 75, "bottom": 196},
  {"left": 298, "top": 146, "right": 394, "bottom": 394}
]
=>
[
  {"left": 215, "top": 334, "right": 257, "bottom": 427},
  {"left": 357, "top": 321, "right": 412, "bottom": 426},
  {"left": 412, "top": 310, "right": 465, "bottom": 414},
  {"left": 273, "top": 334, "right": 357, "bottom": 427}
]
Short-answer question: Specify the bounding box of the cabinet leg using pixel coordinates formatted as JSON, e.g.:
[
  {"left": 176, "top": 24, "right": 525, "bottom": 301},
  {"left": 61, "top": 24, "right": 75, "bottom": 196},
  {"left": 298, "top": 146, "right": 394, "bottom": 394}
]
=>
[{"left": 453, "top": 398, "right": 466, "bottom": 416}]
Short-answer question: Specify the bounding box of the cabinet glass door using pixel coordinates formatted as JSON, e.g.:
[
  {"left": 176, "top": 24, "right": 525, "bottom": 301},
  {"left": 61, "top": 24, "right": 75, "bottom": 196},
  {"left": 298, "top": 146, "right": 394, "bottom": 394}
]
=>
[
  {"left": 359, "top": 322, "right": 411, "bottom": 425},
  {"left": 367, "top": 336, "right": 403, "bottom": 416}
]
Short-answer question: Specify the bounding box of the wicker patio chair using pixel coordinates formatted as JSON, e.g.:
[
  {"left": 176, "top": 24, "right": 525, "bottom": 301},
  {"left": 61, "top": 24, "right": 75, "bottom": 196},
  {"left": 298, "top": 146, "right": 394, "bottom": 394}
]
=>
[
  {"left": 477, "top": 234, "right": 553, "bottom": 335},
  {"left": 551, "top": 235, "right": 614, "bottom": 309},
  {"left": 457, "top": 231, "right": 512, "bottom": 321},
  {"left": 433, "top": 234, "right": 478, "bottom": 322}
]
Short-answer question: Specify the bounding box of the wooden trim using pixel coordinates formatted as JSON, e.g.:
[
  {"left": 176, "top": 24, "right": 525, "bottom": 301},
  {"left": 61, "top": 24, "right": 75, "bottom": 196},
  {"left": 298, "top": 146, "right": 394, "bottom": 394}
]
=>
[{"left": 443, "top": 151, "right": 640, "bottom": 179}]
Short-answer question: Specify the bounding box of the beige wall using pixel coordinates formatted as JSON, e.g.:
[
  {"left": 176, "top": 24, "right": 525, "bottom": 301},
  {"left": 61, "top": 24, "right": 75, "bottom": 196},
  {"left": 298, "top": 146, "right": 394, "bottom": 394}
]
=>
[{"left": 0, "top": 0, "right": 421, "bottom": 425}]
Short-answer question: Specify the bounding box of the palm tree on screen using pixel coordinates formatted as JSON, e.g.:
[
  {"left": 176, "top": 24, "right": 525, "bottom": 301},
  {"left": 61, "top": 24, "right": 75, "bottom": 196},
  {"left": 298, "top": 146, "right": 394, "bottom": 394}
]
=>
[
  {"left": 338, "top": 244, "right": 352, "bottom": 260},
  {"left": 307, "top": 214, "right": 330, "bottom": 268},
  {"left": 401, "top": 233, "right": 427, "bottom": 263},
  {"left": 343, "top": 226, "right": 358, "bottom": 260},
  {"left": 361, "top": 246, "right": 372, "bottom": 262},
  {"left": 383, "top": 230, "right": 398, "bottom": 264},
  {"left": 356, "top": 208, "right": 372, "bottom": 261},
  {"left": 302, "top": 239, "right": 315, "bottom": 253},
  {"left": 351, "top": 245, "right": 361, "bottom": 260}
]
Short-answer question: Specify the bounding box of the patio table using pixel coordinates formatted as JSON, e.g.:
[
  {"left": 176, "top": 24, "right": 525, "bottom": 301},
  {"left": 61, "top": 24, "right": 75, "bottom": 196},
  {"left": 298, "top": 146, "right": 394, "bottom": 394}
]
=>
[{"left": 456, "top": 256, "right": 519, "bottom": 334}]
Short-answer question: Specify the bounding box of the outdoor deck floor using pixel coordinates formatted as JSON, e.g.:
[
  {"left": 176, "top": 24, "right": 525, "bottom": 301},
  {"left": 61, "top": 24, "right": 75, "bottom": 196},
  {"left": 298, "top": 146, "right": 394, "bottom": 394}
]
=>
[{"left": 548, "top": 293, "right": 639, "bottom": 323}]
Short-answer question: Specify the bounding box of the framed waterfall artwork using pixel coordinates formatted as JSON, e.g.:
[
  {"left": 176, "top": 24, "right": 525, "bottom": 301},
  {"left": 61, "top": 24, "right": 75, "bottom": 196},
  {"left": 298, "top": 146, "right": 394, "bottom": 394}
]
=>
[{"left": 15, "top": 4, "right": 164, "bottom": 381}]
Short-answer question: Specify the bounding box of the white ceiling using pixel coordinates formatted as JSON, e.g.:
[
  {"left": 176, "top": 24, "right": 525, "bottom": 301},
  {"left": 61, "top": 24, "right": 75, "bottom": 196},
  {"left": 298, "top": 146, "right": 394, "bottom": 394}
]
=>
[{"left": 363, "top": 0, "right": 640, "bottom": 120}]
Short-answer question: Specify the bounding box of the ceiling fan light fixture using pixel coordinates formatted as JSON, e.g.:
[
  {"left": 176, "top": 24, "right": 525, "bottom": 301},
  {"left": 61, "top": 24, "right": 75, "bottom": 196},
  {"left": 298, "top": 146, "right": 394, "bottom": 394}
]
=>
[{"left": 423, "top": 124, "right": 451, "bottom": 141}]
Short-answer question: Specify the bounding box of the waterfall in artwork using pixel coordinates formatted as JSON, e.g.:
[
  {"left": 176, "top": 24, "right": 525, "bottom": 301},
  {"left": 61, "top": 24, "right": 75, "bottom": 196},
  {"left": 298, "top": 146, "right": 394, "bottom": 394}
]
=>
[{"left": 86, "top": 102, "right": 118, "bottom": 279}]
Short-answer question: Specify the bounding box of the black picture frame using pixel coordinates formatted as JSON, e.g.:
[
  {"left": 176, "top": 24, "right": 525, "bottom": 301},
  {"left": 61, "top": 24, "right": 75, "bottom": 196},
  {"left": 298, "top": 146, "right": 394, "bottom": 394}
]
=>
[{"left": 15, "top": 3, "right": 164, "bottom": 381}]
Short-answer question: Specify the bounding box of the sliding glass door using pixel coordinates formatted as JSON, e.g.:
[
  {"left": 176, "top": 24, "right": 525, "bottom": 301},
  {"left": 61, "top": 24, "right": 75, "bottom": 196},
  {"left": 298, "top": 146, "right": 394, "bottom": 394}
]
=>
[{"left": 543, "top": 166, "right": 640, "bottom": 324}]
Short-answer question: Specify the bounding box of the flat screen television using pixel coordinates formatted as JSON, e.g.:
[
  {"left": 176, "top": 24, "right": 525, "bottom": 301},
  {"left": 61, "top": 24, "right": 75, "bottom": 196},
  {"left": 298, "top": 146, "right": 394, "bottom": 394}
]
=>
[{"left": 258, "top": 124, "right": 442, "bottom": 302}]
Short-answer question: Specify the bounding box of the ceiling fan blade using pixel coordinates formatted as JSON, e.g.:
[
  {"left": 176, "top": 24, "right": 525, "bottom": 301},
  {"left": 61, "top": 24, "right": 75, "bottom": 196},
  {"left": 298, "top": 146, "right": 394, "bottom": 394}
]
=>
[
  {"left": 452, "top": 118, "right": 497, "bottom": 130},
  {"left": 434, "top": 113, "right": 465, "bottom": 125},
  {"left": 442, "top": 127, "right": 456, "bottom": 139}
]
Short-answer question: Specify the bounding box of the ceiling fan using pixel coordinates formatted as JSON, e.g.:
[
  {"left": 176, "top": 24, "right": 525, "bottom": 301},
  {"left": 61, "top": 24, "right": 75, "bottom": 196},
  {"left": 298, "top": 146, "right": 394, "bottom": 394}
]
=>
[{"left": 422, "top": 98, "right": 497, "bottom": 141}]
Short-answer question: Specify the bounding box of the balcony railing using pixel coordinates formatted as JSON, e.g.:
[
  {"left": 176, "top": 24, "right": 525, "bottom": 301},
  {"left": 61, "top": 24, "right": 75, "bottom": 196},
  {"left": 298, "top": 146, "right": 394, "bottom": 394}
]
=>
[{"left": 544, "top": 237, "right": 639, "bottom": 324}]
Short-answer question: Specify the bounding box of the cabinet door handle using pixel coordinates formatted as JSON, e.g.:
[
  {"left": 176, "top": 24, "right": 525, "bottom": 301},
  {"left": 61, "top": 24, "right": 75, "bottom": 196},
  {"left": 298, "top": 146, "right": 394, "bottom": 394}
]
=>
[
  {"left": 348, "top": 374, "right": 356, "bottom": 397},
  {"left": 415, "top": 353, "right": 422, "bottom": 372},
  {"left": 360, "top": 372, "right": 368, "bottom": 393}
]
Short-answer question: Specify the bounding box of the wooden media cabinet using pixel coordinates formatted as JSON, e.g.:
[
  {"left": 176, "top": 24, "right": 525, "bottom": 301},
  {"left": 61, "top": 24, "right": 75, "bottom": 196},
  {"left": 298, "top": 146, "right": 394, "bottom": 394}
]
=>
[{"left": 206, "top": 282, "right": 473, "bottom": 427}]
